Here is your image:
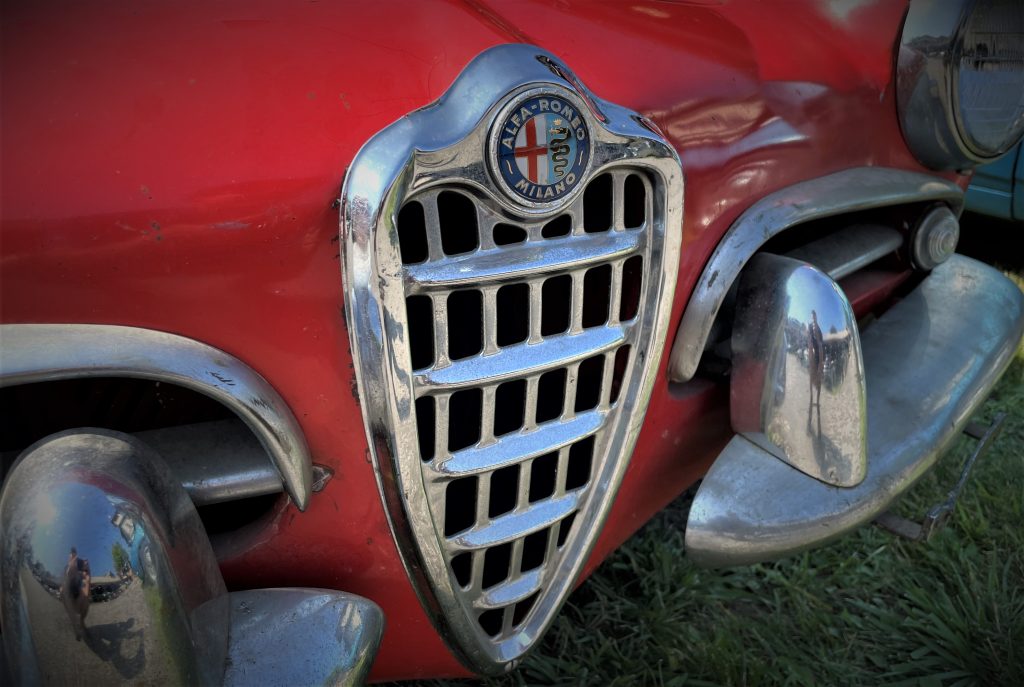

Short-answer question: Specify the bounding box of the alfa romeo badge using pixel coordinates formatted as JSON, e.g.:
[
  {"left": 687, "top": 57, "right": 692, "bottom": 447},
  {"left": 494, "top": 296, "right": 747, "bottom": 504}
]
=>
[{"left": 491, "top": 90, "right": 591, "bottom": 207}]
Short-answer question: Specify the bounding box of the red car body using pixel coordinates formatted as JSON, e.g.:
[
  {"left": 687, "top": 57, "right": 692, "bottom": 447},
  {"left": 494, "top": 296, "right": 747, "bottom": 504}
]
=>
[{"left": 0, "top": 1, "right": 1000, "bottom": 682}]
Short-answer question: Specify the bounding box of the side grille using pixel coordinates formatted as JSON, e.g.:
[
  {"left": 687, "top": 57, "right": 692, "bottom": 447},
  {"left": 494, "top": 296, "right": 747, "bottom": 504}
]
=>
[
  {"left": 341, "top": 45, "right": 683, "bottom": 672},
  {"left": 398, "top": 171, "right": 649, "bottom": 639}
]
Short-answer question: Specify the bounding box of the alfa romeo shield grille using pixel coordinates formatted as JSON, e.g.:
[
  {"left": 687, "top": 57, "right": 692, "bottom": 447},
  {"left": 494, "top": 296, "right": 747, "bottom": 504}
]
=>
[{"left": 341, "top": 45, "right": 682, "bottom": 672}]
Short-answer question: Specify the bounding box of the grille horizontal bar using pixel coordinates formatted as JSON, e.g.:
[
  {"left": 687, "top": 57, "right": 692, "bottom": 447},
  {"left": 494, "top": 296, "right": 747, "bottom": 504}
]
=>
[
  {"left": 449, "top": 491, "right": 580, "bottom": 551},
  {"left": 404, "top": 230, "right": 645, "bottom": 293},
  {"left": 416, "top": 325, "right": 631, "bottom": 392},
  {"left": 431, "top": 410, "right": 605, "bottom": 477},
  {"left": 476, "top": 569, "right": 543, "bottom": 609}
]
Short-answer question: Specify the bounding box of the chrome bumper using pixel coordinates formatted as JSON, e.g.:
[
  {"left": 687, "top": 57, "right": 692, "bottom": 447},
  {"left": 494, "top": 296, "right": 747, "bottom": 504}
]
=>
[{"left": 685, "top": 255, "right": 1024, "bottom": 567}]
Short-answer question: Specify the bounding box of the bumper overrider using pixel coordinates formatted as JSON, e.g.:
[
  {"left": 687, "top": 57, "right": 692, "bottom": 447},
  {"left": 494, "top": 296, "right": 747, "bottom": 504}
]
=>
[{"left": 685, "top": 254, "right": 1024, "bottom": 567}]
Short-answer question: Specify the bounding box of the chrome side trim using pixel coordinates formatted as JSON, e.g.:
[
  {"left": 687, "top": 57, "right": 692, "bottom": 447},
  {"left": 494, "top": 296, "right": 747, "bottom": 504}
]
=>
[
  {"left": 730, "top": 254, "right": 867, "bottom": 486},
  {"left": 0, "top": 324, "right": 312, "bottom": 510},
  {"left": 784, "top": 224, "right": 903, "bottom": 280},
  {"left": 136, "top": 420, "right": 285, "bottom": 506},
  {"left": 685, "top": 255, "right": 1024, "bottom": 567},
  {"left": 668, "top": 167, "right": 963, "bottom": 383}
]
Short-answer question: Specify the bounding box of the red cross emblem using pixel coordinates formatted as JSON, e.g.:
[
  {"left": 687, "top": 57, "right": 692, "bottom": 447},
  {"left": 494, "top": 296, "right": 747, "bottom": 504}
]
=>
[{"left": 514, "top": 116, "right": 548, "bottom": 184}]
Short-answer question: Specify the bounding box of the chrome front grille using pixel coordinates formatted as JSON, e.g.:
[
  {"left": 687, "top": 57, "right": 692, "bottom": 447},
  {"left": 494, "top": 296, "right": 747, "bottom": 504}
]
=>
[
  {"left": 398, "top": 171, "right": 650, "bottom": 641},
  {"left": 341, "top": 45, "right": 682, "bottom": 672}
]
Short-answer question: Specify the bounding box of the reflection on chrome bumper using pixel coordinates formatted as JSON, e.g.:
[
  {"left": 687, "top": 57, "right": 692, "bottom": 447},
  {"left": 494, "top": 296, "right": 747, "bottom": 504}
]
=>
[
  {"left": 0, "top": 430, "right": 383, "bottom": 686},
  {"left": 685, "top": 255, "right": 1024, "bottom": 567}
]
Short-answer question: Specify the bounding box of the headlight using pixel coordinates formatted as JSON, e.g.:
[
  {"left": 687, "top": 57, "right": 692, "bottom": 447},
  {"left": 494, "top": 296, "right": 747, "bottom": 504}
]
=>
[{"left": 898, "top": 0, "right": 1024, "bottom": 170}]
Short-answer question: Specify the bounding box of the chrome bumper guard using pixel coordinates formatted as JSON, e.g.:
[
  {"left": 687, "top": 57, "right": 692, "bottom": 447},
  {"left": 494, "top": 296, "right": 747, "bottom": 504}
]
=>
[
  {"left": 685, "top": 255, "right": 1024, "bottom": 567},
  {"left": 0, "top": 431, "right": 383, "bottom": 686}
]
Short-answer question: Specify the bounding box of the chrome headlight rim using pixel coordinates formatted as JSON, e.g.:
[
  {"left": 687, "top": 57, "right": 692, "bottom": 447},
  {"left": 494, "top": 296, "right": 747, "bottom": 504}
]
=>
[{"left": 898, "top": 0, "right": 1024, "bottom": 170}]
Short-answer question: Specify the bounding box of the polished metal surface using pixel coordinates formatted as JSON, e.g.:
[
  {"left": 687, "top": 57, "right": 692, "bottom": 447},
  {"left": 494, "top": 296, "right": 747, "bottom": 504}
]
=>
[
  {"left": 340, "top": 44, "right": 683, "bottom": 672},
  {"left": 910, "top": 206, "right": 960, "bottom": 271},
  {"left": 223, "top": 589, "right": 383, "bottom": 687},
  {"left": 784, "top": 224, "right": 903, "bottom": 281},
  {"left": 0, "top": 430, "right": 230, "bottom": 684},
  {"left": 897, "top": 0, "right": 1024, "bottom": 170},
  {"left": 136, "top": 420, "right": 284, "bottom": 507},
  {"left": 668, "top": 167, "right": 963, "bottom": 383},
  {"left": 0, "top": 323, "right": 312, "bottom": 510},
  {"left": 1, "top": 430, "right": 385, "bottom": 686},
  {"left": 685, "top": 255, "right": 1024, "bottom": 567},
  {"left": 730, "top": 254, "right": 866, "bottom": 487}
]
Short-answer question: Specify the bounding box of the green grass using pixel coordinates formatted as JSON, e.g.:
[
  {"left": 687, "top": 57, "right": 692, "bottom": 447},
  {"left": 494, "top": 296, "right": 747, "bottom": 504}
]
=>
[{"left": 418, "top": 270, "right": 1023, "bottom": 687}]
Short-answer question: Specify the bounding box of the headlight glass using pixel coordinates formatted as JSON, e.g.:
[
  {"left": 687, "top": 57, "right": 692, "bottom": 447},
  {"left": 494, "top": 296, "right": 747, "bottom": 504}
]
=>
[
  {"left": 898, "top": 0, "right": 1024, "bottom": 170},
  {"left": 955, "top": 0, "right": 1024, "bottom": 158}
]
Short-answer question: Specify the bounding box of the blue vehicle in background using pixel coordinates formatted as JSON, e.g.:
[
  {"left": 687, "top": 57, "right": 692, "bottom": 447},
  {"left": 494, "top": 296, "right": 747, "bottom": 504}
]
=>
[{"left": 966, "top": 142, "right": 1024, "bottom": 221}]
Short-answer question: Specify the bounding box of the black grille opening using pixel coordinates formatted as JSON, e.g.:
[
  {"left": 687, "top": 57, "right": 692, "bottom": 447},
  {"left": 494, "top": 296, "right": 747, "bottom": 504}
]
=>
[
  {"left": 620, "top": 255, "right": 643, "bottom": 321},
  {"left": 451, "top": 552, "right": 472, "bottom": 588},
  {"left": 198, "top": 493, "right": 282, "bottom": 536},
  {"left": 521, "top": 529, "right": 549, "bottom": 573},
  {"left": 447, "top": 289, "right": 483, "bottom": 360},
  {"left": 405, "top": 295, "right": 435, "bottom": 370},
  {"left": 415, "top": 396, "right": 436, "bottom": 461},
  {"left": 444, "top": 476, "right": 478, "bottom": 536},
  {"left": 623, "top": 173, "right": 646, "bottom": 228},
  {"left": 494, "top": 223, "right": 527, "bottom": 246},
  {"left": 448, "top": 389, "right": 482, "bottom": 452},
  {"left": 575, "top": 355, "right": 604, "bottom": 412},
  {"left": 541, "top": 275, "right": 572, "bottom": 336},
  {"left": 528, "top": 452, "right": 558, "bottom": 503},
  {"left": 536, "top": 369, "right": 567, "bottom": 424},
  {"left": 582, "top": 264, "right": 612, "bottom": 328},
  {"left": 566, "top": 437, "right": 594, "bottom": 491},
  {"left": 513, "top": 592, "right": 540, "bottom": 627},
  {"left": 482, "top": 542, "right": 512, "bottom": 589},
  {"left": 488, "top": 464, "right": 519, "bottom": 518},
  {"left": 479, "top": 609, "right": 504, "bottom": 637},
  {"left": 610, "top": 345, "right": 631, "bottom": 405},
  {"left": 397, "top": 200, "right": 429, "bottom": 264},
  {"left": 438, "top": 190, "right": 479, "bottom": 256},
  {"left": 541, "top": 214, "right": 572, "bottom": 239},
  {"left": 584, "top": 173, "right": 613, "bottom": 232},
  {"left": 494, "top": 379, "right": 526, "bottom": 437},
  {"left": 496, "top": 283, "right": 529, "bottom": 347},
  {"left": 556, "top": 511, "right": 577, "bottom": 547}
]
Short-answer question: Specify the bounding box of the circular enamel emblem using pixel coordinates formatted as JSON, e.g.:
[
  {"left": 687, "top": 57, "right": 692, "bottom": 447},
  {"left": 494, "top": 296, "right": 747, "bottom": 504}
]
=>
[{"left": 492, "top": 91, "right": 591, "bottom": 207}]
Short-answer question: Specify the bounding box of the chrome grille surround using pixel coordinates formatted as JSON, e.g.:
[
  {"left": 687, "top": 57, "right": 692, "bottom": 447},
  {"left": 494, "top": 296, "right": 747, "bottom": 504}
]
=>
[{"left": 340, "top": 45, "right": 682, "bottom": 673}]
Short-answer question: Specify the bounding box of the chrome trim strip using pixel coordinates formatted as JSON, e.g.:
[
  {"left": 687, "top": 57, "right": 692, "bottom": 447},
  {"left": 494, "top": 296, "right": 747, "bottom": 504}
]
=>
[
  {"left": 0, "top": 324, "right": 312, "bottom": 510},
  {"left": 784, "top": 224, "right": 903, "bottom": 281},
  {"left": 136, "top": 420, "right": 285, "bottom": 506},
  {"left": 432, "top": 411, "right": 604, "bottom": 478},
  {"left": 477, "top": 570, "right": 543, "bottom": 609},
  {"left": 450, "top": 492, "right": 581, "bottom": 551},
  {"left": 405, "top": 230, "right": 645, "bottom": 292},
  {"left": 668, "top": 167, "right": 963, "bottom": 383},
  {"left": 416, "top": 324, "right": 631, "bottom": 392},
  {"left": 685, "top": 255, "right": 1024, "bottom": 567}
]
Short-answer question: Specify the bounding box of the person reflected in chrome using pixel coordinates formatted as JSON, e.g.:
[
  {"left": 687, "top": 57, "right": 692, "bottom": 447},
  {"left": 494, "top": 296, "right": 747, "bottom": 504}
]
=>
[
  {"left": 807, "top": 309, "right": 824, "bottom": 435},
  {"left": 59, "top": 546, "right": 91, "bottom": 640}
]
